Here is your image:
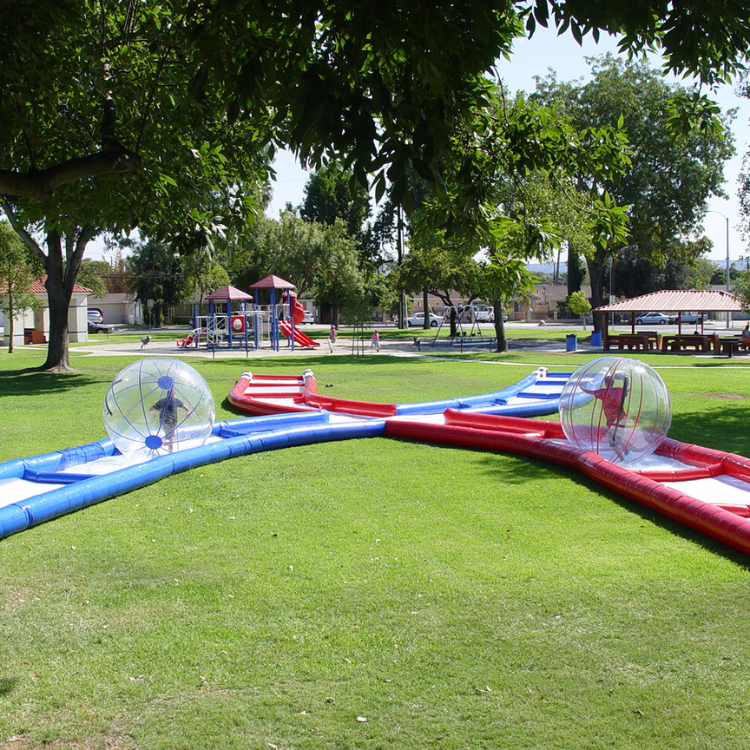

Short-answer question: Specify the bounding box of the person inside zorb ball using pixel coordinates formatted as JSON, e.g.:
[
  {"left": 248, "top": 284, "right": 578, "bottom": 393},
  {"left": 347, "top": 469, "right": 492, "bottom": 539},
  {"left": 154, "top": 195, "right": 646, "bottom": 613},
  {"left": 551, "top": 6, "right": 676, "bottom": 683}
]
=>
[
  {"left": 558, "top": 356, "right": 671, "bottom": 464},
  {"left": 102, "top": 358, "right": 215, "bottom": 455}
]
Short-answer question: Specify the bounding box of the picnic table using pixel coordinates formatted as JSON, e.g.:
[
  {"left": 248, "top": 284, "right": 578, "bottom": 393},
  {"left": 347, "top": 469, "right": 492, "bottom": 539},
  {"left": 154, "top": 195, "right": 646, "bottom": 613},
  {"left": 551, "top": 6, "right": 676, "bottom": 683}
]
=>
[
  {"left": 718, "top": 336, "right": 750, "bottom": 355},
  {"left": 606, "top": 332, "right": 660, "bottom": 351},
  {"left": 660, "top": 333, "right": 717, "bottom": 353}
]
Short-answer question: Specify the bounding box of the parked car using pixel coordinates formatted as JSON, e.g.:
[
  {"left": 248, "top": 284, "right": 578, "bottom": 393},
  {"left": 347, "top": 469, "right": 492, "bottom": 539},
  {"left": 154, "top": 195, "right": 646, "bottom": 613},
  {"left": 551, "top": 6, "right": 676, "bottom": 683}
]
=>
[
  {"left": 406, "top": 312, "right": 442, "bottom": 328},
  {"left": 675, "top": 311, "right": 702, "bottom": 324},
  {"left": 87, "top": 308, "right": 105, "bottom": 331},
  {"left": 301, "top": 310, "right": 315, "bottom": 324},
  {"left": 87, "top": 308, "right": 104, "bottom": 324},
  {"left": 474, "top": 305, "right": 494, "bottom": 323},
  {"left": 635, "top": 312, "right": 672, "bottom": 325},
  {"left": 456, "top": 304, "right": 489, "bottom": 322}
]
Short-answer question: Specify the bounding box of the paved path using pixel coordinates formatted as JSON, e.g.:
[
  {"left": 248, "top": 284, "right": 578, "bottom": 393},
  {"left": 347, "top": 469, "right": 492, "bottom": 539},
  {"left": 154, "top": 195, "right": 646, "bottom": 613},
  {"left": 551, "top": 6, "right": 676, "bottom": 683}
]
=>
[
  {"left": 73, "top": 329, "right": 579, "bottom": 360},
  {"left": 73, "top": 334, "right": 431, "bottom": 359}
]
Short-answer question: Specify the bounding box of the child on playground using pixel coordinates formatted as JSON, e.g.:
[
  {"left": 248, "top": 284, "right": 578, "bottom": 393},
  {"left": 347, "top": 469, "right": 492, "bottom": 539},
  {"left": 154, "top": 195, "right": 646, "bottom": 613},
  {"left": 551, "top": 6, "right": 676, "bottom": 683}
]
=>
[
  {"left": 328, "top": 325, "right": 337, "bottom": 352},
  {"left": 371, "top": 330, "right": 380, "bottom": 351}
]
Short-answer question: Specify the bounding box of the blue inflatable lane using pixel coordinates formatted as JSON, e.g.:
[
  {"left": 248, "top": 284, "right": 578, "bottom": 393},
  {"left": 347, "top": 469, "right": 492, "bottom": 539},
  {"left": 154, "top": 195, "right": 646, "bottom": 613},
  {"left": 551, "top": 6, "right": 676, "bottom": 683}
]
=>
[
  {"left": 0, "top": 412, "right": 384, "bottom": 541},
  {"left": 0, "top": 368, "right": 571, "bottom": 542}
]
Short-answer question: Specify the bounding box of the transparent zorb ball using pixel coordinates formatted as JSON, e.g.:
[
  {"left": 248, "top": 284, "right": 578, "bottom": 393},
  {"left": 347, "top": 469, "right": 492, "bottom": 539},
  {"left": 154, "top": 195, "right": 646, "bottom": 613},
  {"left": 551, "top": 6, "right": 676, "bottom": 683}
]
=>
[
  {"left": 559, "top": 356, "right": 671, "bottom": 464},
  {"left": 103, "top": 358, "right": 215, "bottom": 454}
]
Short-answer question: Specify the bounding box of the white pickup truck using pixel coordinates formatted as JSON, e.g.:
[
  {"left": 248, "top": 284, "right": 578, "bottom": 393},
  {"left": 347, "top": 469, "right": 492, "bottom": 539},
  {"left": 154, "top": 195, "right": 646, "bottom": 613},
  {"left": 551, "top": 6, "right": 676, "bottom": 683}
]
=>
[{"left": 459, "top": 304, "right": 494, "bottom": 323}]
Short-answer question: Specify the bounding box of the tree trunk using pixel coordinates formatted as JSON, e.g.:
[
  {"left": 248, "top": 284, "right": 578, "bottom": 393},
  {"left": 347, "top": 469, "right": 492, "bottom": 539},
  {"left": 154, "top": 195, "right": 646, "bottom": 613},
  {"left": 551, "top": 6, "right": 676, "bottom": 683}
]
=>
[
  {"left": 7, "top": 295, "right": 15, "bottom": 354},
  {"left": 449, "top": 307, "right": 457, "bottom": 337},
  {"left": 40, "top": 230, "right": 84, "bottom": 373},
  {"left": 586, "top": 256, "right": 607, "bottom": 333},
  {"left": 1, "top": 215, "right": 92, "bottom": 372},
  {"left": 492, "top": 301, "right": 508, "bottom": 353},
  {"left": 422, "top": 287, "right": 430, "bottom": 329},
  {"left": 567, "top": 245, "right": 585, "bottom": 296},
  {"left": 42, "top": 267, "right": 72, "bottom": 372}
]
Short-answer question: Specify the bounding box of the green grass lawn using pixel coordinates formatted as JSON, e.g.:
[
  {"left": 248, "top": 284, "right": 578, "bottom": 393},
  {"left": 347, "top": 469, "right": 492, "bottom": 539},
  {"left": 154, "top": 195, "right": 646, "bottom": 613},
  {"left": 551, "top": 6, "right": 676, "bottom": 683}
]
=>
[{"left": 1, "top": 349, "right": 750, "bottom": 749}]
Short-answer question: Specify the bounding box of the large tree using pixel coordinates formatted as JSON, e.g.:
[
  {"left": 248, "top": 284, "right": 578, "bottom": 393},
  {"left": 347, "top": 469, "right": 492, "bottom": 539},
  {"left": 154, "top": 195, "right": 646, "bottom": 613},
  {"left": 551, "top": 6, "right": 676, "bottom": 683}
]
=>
[
  {"left": 230, "top": 212, "right": 330, "bottom": 297},
  {"left": 401, "top": 84, "right": 632, "bottom": 345},
  {"left": 125, "top": 241, "right": 188, "bottom": 329},
  {"left": 2, "top": 1, "right": 749, "bottom": 367},
  {"left": 0, "top": 2, "right": 271, "bottom": 370},
  {"left": 533, "top": 56, "right": 735, "bottom": 324},
  {"left": 3, "top": 1, "right": 748, "bottom": 199}
]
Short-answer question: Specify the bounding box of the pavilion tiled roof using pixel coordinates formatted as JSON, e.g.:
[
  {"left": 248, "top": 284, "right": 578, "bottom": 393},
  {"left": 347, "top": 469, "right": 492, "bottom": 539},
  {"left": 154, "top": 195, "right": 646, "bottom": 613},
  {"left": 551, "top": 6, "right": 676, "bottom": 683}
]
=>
[{"left": 595, "top": 289, "right": 742, "bottom": 313}]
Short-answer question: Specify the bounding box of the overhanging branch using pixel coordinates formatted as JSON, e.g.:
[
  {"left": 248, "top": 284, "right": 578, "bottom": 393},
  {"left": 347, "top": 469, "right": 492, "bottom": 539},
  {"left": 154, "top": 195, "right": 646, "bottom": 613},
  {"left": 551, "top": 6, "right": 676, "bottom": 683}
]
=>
[
  {"left": 0, "top": 147, "right": 141, "bottom": 201},
  {"left": 0, "top": 198, "right": 46, "bottom": 268}
]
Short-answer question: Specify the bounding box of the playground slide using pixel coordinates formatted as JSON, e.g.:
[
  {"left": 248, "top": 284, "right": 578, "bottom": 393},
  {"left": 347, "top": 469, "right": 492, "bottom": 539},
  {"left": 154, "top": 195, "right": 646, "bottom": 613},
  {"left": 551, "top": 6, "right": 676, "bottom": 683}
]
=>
[
  {"left": 176, "top": 328, "right": 206, "bottom": 348},
  {"left": 278, "top": 320, "right": 320, "bottom": 348},
  {"left": 288, "top": 291, "right": 305, "bottom": 325}
]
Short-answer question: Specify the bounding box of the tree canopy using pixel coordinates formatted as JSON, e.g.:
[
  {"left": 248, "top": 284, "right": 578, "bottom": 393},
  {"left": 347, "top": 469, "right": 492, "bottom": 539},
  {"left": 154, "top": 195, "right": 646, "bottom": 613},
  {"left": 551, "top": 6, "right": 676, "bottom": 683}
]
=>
[
  {"left": 2, "top": 1, "right": 748, "bottom": 203},
  {"left": 532, "top": 55, "right": 735, "bottom": 317}
]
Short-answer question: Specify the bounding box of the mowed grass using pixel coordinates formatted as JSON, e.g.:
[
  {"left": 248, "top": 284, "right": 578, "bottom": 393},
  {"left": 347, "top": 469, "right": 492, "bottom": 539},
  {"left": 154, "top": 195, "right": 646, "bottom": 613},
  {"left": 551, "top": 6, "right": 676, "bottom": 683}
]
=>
[{"left": 1, "top": 350, "right": 750, "bottom": 749}]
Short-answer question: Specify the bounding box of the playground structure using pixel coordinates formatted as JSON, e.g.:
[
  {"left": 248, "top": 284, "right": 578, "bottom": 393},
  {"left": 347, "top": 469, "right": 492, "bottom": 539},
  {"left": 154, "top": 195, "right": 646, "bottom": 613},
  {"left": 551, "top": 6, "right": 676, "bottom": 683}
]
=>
[{"left": 176, "top": 277, "right": 319, "bottom": 352}]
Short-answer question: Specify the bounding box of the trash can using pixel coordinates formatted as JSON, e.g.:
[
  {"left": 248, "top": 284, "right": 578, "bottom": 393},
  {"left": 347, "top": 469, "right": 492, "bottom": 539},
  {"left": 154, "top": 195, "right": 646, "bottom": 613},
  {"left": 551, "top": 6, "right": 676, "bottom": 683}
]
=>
[
  {"left": 590, "top": 331, "right": 602, "bottom": 347},
  {"left": 566, "top": 333, "right": 577, "bottom": 352}
]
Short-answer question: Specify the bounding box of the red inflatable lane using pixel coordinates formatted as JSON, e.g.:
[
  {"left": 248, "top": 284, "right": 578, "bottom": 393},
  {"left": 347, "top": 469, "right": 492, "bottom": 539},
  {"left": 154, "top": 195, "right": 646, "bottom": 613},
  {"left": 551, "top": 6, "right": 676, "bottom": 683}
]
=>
[
  {"left": 227, "top": 371, "right": 316, "bottom": 415},
  {"left": 303, "top": 394, "right": 396, "bottom": 418}
]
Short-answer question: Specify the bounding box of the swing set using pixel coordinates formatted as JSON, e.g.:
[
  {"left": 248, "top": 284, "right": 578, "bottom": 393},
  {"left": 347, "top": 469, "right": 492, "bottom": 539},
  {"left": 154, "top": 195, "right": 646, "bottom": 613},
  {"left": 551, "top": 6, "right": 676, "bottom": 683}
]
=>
[{"left": 412, "top": 306, "right": 496, "bottom": 352}]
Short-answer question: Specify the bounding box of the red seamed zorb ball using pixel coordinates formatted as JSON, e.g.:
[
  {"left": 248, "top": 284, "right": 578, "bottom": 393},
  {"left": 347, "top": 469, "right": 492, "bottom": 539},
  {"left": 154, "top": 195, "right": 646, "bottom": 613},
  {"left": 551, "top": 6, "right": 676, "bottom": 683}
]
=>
[{"left": 559, "top": 356, "right": 671, "bottom": 465}]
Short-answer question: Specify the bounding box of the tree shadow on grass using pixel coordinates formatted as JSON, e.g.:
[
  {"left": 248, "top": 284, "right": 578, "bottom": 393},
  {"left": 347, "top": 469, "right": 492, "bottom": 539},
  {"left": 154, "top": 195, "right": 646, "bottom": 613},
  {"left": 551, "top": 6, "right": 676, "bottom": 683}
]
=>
[
  {"left": 0, "top": 368, "right": 96, "bottom": 397},
  {"left": 426, "top": 440, "right": 750, "bottom": 569},
  {"left": 0, "top": 677, "right": 16, "bottom": 696},
  {"left": 668, "top": 404, "right": 750, "bottom": 458}
]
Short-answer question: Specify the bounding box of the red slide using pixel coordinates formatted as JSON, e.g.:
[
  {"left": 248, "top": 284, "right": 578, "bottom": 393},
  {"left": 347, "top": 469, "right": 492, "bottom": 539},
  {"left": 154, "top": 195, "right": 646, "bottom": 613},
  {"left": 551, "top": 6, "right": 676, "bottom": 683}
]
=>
[
  {"left": 284, "top": 290, "right": 306, "bottom": 325},
  {"left": 280, "top": 291, "right": 319, "bottom": 347},
  {"left": 279, "top": 320, "right": 320, "bottom": 348}
]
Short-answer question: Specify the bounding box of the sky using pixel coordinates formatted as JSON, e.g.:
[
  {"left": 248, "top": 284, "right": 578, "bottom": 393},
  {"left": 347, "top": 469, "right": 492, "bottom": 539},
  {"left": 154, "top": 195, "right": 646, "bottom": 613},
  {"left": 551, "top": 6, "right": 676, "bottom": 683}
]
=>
[{"left": 265, "top": 26, "right": 750, "bottom": 266}]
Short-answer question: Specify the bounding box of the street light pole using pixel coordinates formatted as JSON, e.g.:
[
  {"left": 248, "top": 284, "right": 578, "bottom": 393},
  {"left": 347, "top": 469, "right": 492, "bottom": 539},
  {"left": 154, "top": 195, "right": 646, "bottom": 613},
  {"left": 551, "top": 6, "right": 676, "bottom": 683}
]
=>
[{"left": 707, "top": 210, "right": 730, "bottom": 328}]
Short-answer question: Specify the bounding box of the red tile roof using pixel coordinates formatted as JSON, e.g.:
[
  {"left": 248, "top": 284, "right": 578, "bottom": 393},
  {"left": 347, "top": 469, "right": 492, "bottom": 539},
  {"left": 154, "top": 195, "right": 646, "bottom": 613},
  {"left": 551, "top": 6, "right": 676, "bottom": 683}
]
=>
[
  {"left": 204, "top": 284, "right": 254, "bottom": 301},
  {"left": 248, "top": 274, "right": 295, "bottom": 290},
  {"left": 21, "top": 275, "right": 92, "bottom": 294}
]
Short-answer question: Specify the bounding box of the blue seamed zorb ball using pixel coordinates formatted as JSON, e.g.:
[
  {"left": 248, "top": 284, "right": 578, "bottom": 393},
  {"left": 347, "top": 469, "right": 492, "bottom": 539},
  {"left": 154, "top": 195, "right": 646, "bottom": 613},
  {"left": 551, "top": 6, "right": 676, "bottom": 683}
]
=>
[
  {"left": 559, "top": 356, "right": 671, "bottom": 464},
  {"left": 103, "top": 358, "right": 215, "bottom": 455}
]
